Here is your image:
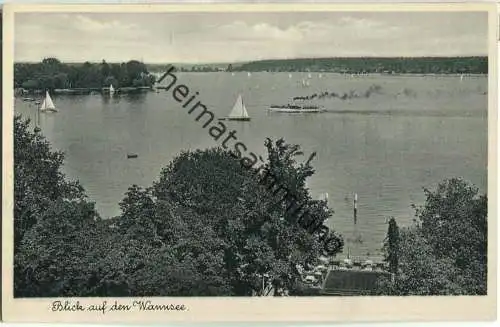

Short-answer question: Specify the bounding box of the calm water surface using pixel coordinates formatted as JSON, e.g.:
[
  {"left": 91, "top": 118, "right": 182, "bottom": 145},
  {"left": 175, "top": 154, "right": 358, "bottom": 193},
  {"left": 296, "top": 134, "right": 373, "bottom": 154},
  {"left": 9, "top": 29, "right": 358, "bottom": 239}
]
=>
[{"left": 15, "top": 73, "right": 488, "bottom": 259}]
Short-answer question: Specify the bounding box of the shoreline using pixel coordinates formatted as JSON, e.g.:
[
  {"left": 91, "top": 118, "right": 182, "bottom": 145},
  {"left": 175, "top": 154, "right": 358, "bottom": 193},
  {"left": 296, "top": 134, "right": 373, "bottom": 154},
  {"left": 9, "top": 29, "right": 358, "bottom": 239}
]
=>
[
  {"left": 15, "top": 72, "right": 488, "bottom": 96},
  {"left": 15, "top": 86, "right": 153, "bottom": 96}
]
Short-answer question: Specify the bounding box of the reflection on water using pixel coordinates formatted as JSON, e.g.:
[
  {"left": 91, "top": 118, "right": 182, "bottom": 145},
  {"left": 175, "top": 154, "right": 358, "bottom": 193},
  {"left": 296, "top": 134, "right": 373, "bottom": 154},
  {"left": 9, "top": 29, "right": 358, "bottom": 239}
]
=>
[{"left": 14, "top": 73, "right": 488, "bottom": 259}]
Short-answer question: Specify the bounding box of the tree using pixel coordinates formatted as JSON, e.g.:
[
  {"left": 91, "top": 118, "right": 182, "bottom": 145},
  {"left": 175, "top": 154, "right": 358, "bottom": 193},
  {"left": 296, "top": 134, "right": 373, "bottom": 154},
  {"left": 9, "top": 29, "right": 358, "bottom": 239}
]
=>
[
  {"left": 132, "top": 78, "right": 143, "bottom": 87},
  {"left": 15, "top": 199, "right": 100, "bottom": 297},
  {"left": 415, "top": 178, "right": 487, "bottom": 294},
  {"left": 383, "top": 217, "right": 400, "bottom": 275},
  {"left": 41, "top": 57, "right": 62, "bottom": 76},
  {"left": 377, "top": 178, "right": 487, "bottom": 295},
  {"left": 14, "top": 115, "right": 100, "bottom": 297},
  {"left": 376, "top": 227, "right": 464, "bottom": 295},
  {"left": 14, "top": 117, "right": 344, "bottom": 297},
  {"left": 103, "top": 76, "right": 118, "bottom": 88},
  {"left": 113, "top": 184, "right": 234, "bottom": 296},
  {"left": 14, "top": 115, "right": 90, "bottom": 251},
  {"left": 20, "top": 79, "right": 39, "bottom": 90},
  {"left": 14, "top": 58, "right": 156, "bottom": 91},
  {"left": 100, "top": 59, "right": 111, "bottom": 80},
  {"left": 123, "top": 139, "right": 343, "bottom": 295},
  {"left": 126, "top": 60, "right": 148, "bottom": 84},
  {"left": 53, "top": 73, "right": 69, "bottom": 89}
]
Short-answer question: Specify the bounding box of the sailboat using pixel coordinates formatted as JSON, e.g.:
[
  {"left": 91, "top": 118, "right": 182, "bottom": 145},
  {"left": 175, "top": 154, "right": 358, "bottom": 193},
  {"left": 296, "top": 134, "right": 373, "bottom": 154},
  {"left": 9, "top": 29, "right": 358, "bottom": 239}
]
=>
[
  {"left": 109, "top": 84, "right": 115, "bottom": 95},
  {"left": 39, "top": 91, "right": 57, "bottom": 113},
  {"left": 220, "top": 94, "right": 250, "bottom": 121}
]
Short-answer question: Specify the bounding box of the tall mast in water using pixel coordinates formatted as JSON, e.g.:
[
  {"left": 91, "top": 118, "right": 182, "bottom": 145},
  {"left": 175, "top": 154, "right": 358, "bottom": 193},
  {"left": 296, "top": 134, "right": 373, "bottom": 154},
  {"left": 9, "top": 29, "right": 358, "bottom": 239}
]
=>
[
  {"left": 353, "top": 193, "right": 358, "bottom": 224},
  {"left": 36, "top": 103, "right": 40, "bottom": 127}
]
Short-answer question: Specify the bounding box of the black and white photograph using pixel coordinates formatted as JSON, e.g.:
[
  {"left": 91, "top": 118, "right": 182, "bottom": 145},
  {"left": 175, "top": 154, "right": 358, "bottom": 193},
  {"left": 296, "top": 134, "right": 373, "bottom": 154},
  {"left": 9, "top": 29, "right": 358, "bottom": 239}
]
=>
[{"left": 2, "top": 2, "right": 497, "bottom": 323}]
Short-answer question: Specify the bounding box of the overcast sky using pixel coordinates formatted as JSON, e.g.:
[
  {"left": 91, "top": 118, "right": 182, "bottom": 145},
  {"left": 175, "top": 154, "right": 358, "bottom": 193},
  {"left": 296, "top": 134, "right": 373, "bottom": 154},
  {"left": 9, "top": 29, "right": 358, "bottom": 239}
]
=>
[{"left": 14, "top": 11, "right": 488, "bottom": 63}]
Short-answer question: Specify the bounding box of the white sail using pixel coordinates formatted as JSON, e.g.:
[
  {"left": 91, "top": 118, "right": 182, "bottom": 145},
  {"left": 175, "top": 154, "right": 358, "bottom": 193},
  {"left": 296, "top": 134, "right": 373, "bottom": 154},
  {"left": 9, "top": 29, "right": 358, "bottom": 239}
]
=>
[
  {"left": 109, "top": 84, "right": 115, "bottom": 94},
  {"left": 247, "top": 72, "right": 251, "bottom": 77},
  {"left": 228, "top": 94, "right": 249, "bottom": 118},
  {"left": 288, "top": 73, "right": 292, "bottom": 79},
  {"left": 40, "top": 91, "right": 56, "bottom": 111},
  {"left": 308, "top": 73, "right": 312, "bottom": 79}
]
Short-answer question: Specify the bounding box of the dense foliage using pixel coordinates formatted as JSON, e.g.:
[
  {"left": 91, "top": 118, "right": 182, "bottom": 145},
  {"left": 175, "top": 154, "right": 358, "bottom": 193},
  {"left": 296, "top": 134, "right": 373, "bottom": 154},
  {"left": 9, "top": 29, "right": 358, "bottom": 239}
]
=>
[
  {"left": 14, "top": 115, "right": 100, "bottom": 296},
  {"left": 383, "top": 217, "right": 400, "bottom": 275},
  {"left": 14, "top": 58, "right": 156, "bottom": 91},
  {"left": 234, "top": 57, "right": 487, "bottom": 74},
  {"left": 13, "top": 115, "right": 343, "bottom": 297},
  {"left": 377, "top": 178, "right": 487, "bottom": 295}
]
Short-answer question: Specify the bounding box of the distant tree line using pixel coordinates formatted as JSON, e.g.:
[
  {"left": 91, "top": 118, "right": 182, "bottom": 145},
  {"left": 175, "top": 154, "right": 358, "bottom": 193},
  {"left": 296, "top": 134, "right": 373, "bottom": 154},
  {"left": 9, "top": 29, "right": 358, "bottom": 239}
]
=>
[
  {"left": 233, "top": 57, "right": 488, "bottom": 74},
  {"left": 14, "top": 58, "right": 156, "bottom": 91}
]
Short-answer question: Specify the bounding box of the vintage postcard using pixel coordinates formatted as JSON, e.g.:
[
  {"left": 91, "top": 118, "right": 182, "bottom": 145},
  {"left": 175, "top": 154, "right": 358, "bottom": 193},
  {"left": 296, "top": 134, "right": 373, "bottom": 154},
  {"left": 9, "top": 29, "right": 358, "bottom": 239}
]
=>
[{"left": 2, "top": 2, "right": 498, "bottom": 323}]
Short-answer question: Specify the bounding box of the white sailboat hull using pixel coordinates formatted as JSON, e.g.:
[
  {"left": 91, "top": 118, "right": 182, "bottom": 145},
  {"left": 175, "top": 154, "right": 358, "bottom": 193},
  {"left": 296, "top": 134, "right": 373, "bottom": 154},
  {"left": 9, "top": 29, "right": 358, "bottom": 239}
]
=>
[
  {"left": 40, "top": 108, "right": 58, "bottom": 113},
  {"left": 268, "top": 107, "right": 325, "bottom": 113},
  {"left": 220, "top": 117, "right": 251, "bottom": 121}
]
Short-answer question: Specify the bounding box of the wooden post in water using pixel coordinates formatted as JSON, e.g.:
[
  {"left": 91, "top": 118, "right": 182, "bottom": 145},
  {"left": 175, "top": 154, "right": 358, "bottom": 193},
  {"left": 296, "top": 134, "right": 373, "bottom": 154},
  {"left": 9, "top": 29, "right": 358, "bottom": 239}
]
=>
[
  {"left": 36, "top": 102, "right": 40, "bottom": 128},
  {"left": 353, "top": 193, "right": 358, "bottom": 225}
]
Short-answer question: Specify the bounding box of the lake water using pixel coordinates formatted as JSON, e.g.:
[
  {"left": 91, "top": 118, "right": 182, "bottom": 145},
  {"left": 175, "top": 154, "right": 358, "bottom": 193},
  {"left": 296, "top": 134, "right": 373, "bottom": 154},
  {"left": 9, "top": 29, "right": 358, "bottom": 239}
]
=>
[{"left": 15, "top": 72, "right": 488, "bottom": 260}]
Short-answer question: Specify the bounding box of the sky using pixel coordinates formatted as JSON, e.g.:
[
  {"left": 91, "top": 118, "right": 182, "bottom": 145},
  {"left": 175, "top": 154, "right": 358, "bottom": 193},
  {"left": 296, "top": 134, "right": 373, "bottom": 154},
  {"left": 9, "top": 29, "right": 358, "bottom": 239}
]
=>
[{"left": 14, "top": 11, "right": 488, "bottom": 63}]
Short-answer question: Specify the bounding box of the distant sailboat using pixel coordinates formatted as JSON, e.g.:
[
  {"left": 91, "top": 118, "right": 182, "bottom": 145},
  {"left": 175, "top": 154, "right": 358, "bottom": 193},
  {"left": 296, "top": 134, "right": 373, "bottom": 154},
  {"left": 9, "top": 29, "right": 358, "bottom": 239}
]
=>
[
  {"left": 247, "top": 72, "right": 252, "bottom": 77},
  {"left": 220, "top": 94, "right": 250, "bottom": 121},
  {"left": 319, "top": 73, "right": 323, "bottom": 79},
  {"left": 301, "top": 79, "right": 310, "bottom": 87},
  {"left": 307, "top": 73, "right": 312, "bottom": 79},
  {"left": 170, "top": 31, "right": 175, "bottom": 46},
  {"left": 109, "top": 84, "right": 115, "bottom": 95},
  {"left": 288, "top": 73, "right": 292, "bottom": 79},
  {"left": 39, "top": 91, "right": 57, "bottom": 113}
]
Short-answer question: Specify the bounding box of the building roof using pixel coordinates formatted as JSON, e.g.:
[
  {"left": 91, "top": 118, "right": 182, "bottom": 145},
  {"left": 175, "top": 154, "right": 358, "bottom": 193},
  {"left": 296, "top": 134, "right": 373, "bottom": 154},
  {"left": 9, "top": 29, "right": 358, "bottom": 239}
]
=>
[{"left": 321, "top": 269, "right": 392, "bottom": 295}]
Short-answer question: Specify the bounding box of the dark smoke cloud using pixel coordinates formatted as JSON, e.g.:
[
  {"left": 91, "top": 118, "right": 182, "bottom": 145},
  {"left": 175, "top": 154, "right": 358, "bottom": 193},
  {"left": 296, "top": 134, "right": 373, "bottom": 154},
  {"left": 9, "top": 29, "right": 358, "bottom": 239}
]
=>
[{"left": 293, "top": 84, "right": 383, "bottom": 101}]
